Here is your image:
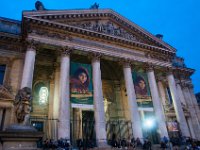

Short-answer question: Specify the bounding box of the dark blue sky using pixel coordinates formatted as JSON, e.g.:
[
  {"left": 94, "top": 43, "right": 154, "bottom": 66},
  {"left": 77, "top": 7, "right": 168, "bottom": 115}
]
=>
[{"left": 1, "top": 0, "right": 199, "bottom": 93}]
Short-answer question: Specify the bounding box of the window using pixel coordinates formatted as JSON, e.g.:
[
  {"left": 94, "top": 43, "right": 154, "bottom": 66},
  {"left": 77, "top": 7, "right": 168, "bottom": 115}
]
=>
[
  {"left": 166, "top": 87, "right": 173, "bottom": 104},
  {"left": 0, "top": 65, "right": 6, "bottom": 85},
  {"left": 31, "top": 121, "right": 44, "bottom": 131},
  {"left": 39, "top": 87, "right": 48, "bottom": 104}
]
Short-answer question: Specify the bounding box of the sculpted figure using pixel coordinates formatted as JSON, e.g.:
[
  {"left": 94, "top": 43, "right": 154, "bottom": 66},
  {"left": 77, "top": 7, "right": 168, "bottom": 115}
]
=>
[
  {"left": 90, "top": 3, "right": 99, "bottom": 9},
  {"left": 35, "top": 1, "right": 46, "bottom": 11},
  {"left": 14, "top": 87, "right": 32, "bottom": 125}
]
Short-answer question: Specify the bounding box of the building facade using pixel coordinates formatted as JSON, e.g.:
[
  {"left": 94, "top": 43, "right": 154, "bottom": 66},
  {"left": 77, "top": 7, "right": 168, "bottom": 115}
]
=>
[{"left": 0, "top": 7, "right": 200, "bottom": 147}]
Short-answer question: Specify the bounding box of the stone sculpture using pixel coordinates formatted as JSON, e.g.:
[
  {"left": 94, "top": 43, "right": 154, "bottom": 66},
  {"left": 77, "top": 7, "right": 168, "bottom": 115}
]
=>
[
  {"left": 14, "top": 87, "right": 32, "bottom": 125},
  {"left": 35, "top": 1, "right": 46, "bottom": 11}
]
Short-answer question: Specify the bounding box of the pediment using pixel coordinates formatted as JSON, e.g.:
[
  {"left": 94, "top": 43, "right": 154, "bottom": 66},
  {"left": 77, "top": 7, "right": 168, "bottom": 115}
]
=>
[
  {"left": 23, "top": 9, "right": 175, "bottom": 53},
  {"left": 57, "top": 19, "right": 141, "bottom": 42}
]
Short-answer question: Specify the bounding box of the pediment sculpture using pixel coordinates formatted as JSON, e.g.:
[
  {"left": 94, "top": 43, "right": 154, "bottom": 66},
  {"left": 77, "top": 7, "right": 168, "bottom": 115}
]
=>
[{"left": 67, "top": 21, "right": 139, "bottom": 41}]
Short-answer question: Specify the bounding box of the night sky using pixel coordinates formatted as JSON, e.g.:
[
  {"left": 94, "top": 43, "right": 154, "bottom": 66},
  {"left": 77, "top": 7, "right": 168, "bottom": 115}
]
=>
[{"left": 1, "top": 0, "right": 199, "bottom": 93}]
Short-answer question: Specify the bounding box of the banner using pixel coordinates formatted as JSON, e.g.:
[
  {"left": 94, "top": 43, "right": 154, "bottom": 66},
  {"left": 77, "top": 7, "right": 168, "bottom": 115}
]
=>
[
  {"left": 132, "top": 71, "right": 153, "bottom": 108},
  {"left": 70, "top": 62, "right": 93, "bottom": 109},
  {"left": 167, "top": 121, "right": 179, "bottom": 132}
]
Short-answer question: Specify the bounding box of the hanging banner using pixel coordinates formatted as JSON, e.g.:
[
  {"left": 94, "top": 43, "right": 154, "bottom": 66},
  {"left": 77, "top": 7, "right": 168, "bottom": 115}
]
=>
[
  {"left": 132, "top": 71, "right": 153, "bottom": 108},
  {"left": 70, "top": 62, "right": 93, "bottom": 109},
  {"left": 167, "top": 121, "right": 179, "bottom": 132}
]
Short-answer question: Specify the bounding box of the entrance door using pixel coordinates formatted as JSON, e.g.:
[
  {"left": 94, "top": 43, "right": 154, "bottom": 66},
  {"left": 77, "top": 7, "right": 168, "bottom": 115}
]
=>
[{"left": 82, "top": 111, "right": 96, "bottom": 146}]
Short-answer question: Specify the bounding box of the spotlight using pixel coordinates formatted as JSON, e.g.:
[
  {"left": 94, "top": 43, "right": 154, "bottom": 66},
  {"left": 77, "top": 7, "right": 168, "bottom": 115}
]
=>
[{"left": 143, "top": 118, "right": 155, "bottom": 129}]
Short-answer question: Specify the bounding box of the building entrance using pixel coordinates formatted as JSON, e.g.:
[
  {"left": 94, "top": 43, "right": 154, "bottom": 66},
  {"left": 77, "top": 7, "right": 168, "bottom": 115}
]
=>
[
  {"left": 72, "top": 109, "right": 96, "bottom": 148},
  {"left": 82, "top": 111, "right": 95, "bottom": 142}
]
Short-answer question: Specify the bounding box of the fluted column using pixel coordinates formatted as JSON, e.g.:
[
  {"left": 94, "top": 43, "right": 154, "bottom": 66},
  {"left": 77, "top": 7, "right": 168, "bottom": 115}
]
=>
[
  {"left": 52, "top": 62, "right": 60, "bottom": 140},
  {"left": 177, "top": 84, "right": 187, "bottom": 105},
  {"left": 58, "top": 49, "right": 71, "bottom": 139},
  {"left": 123, "top": 62, "right": 143, "bottom": 141},
  {"left": 157, "top": 81, "right": 168, "bottom": 107},
  {"left": 177, "top": 83, "right": 198, "bottom": 139},
  {"left": 184, "top": 86, "right": 200, "bottom": 139},
  {"left": 187, "top": 118, "right": 196, "bottom": 139},
  {"left": 167, "top": 72, "right": 190, "bottom": 137},
  {"left": 188, "top": 87, "right": 200, "bottom": 125},
  {"left": 21, "top": 42, "right": 36, "bottom": 89},
  {"left": 147, "top": 67, "right": 169, "bottom": 138},
  {"left": 92, "top": 54, "right": 107, "bottom": 147}
]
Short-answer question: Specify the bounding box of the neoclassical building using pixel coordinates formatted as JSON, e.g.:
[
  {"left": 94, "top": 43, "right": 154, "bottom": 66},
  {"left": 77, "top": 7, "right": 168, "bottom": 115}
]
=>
[{"left": 0, "top": 5, "right": 200, "bottom": 147}]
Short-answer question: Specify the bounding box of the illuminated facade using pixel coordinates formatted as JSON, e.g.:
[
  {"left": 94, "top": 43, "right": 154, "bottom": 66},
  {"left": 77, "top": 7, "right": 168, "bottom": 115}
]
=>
[{"left": 0, "top": 6, "right": 200, "bottom": 147}]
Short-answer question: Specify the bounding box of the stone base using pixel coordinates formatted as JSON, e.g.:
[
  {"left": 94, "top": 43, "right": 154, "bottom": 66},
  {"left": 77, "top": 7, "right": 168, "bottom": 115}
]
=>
[
  {"left": 0, "top": 124, "right": 43, "bottom": 150},
  {"left": 96, "top": 139, "right": 110, "bottom": 148}
]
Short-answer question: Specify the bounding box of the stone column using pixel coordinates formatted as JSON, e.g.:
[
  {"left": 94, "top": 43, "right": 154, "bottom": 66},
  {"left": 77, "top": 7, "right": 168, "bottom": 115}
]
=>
[
  {"left": 123, "top": 62, "right": 143, "bottom": 141},
  {"left": 157, "top": 81, "right": 168, "bottom": 107},
  {"left": 184, "top": 86, "right": 200, "bottom": 139},
  {"left": 58, "top": 49, "right": 71, "bottom": 139},
  {"left": 147, "top": 67, "right": 169, "bottom": 138},
  {"left": 177, "top": 84, "right": 197, "bottom": 139},
  {"left": 167, "top": 72, "right": 190, "bottom": 137},
  {"left": 114, "top": 81, "right": 124, "bottom": 119},
  {"left": 52, "top": 62, "right": 60, "bottom": 140},
  {"left": 92, "top": 54, "right": 107, "bottom": 147},
  {"left": 188, "top": 86, "right": 200, "bottom": 124},
  {"left": 21, "top": 42, "right": 36, "bottom": 89},
  {"left": 187, "top": 118, "right": 196, "bottom": 139},
  {"left": 47, "top": 80, "right": 55, "bottom": 139},
  {"left": 177, "top": 84, "right": 187, "bottom": 105}
]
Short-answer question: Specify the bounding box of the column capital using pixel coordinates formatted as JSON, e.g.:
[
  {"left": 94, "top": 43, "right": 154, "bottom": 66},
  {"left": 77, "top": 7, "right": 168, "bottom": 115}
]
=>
[
  {"left": 26, "top": 40, "right": 38, "bottom": 51},
  {"left": 165, "top": 67, "right": 174, "bottom": 76},
  {"left": 144, "top": 63, "right": 154, "bottom": 72},
  {"left": 120, "top": 58, "right": 133, "bottom": 68},
  {"left": 61, "top": 46, "right": 73, "bottom": 56},
  {"left": 90, "top": 52, "right": 102, "bottom": 62}
]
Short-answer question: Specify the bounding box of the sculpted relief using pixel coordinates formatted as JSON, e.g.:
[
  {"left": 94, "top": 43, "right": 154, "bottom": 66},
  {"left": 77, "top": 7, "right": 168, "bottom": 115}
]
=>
[{"left": 67, "top": 21, "right": 139, "bottom": 41}]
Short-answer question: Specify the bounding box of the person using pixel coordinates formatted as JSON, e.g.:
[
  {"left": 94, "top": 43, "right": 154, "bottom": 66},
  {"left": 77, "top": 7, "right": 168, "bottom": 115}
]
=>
[
  {"left": 134, "top": 76, "right": 148, "bottom": 98},
  {"left": 70, "top": 67, "right": 90, "bottom": 94}
]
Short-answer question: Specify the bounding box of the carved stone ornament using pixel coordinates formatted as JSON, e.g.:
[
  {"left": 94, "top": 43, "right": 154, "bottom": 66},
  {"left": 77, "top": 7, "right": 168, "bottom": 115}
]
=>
[
  {"left": 90, "top": 52, "right": 102, "bottom": 61},
  {"left": 61, "top": 46, "right": 73, "bottom": 56},
  {"left": 120, "top": 58, "right": 132, "bottom": 68},
  {"left": 144, "top": 63, "right": 154, "bottom": 72},
  {"left": 0, "top": 85, "right": 14, "bottom": 101},
  {"left": 165, "top": 67, "right": 173, "bottom": 76},
  {"left": 26, "top": 40, "right": 37, "bottom": 50},
  {"left": 90, "top": 3, "right": 99, "bottom": 9},
  {"left": 14, "top": 87, "right": 32, "bottom": 125},
  {"left": 67, "top": 21, "right": 139, "bottom": 41},
  {"left": 35, "top": 1, "right": 46, "bottom": 11}
]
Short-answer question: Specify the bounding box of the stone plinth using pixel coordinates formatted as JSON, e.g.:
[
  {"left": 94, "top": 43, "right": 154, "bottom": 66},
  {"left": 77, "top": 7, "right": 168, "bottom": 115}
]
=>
[{"left": 0, "top": 125, "right": 43, "bottom": 150}]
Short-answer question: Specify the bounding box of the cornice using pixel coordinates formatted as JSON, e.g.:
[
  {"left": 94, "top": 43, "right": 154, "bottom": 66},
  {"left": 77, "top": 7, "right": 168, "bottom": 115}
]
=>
[
  {"left": 0, "top": 34, "right": 23, "bottom": 53},
  {"left": 0, "top": 32, "right": 21, "bottom": 43},
  {"left": 24, "top": 16, "right": 175, "bottom": 56}
]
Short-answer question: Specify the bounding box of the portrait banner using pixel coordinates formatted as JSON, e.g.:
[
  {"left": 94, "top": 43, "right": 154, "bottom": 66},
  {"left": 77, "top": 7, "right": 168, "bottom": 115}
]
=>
[
  {"left": 70, "top": 62, "right": 93, "bottom": 109},
  {"left": 167, "top": 121, "right": 179, "bottom": 132},
  {"left": 132, "top": 71, "right": 153, "bottom": 108}
]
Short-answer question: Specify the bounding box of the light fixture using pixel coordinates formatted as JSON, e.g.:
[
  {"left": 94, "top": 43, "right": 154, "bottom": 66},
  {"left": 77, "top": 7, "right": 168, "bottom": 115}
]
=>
[
  {"left": 39, "top": 87, "right": 48, "bottom": 104},
  {"left": 143, "top": 117, "right": 155, "bottom": 129}
]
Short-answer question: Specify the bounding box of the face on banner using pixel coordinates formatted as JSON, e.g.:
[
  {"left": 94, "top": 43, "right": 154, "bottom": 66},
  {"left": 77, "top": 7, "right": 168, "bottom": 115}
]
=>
[
  {"left": 70, "top": 62, "right": 93, "bottom": 108},
  {"left": 167, "top": 122, "right": 179, "bottom": 132},
  {"left": 132, "top": 71, "right": 153, "bottom": 108}
]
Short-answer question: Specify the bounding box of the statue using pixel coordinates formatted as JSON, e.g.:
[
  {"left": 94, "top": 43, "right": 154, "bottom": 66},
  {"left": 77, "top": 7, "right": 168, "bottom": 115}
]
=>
[
  {"left": 14, "top": 87, "right": 32, "bottom": 125},
  {"left": 90, "top": 3, "right": 99, "bottom": 9},
  {"left": 35, "top": 1, "right": 46, "bottom": 11}
]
